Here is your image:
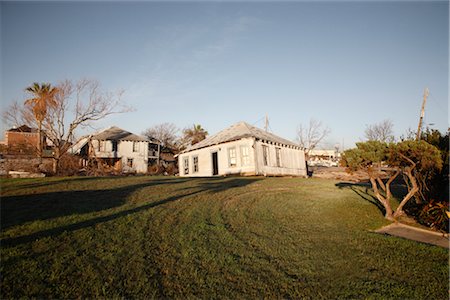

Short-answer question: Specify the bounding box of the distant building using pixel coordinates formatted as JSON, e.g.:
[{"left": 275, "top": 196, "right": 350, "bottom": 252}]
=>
[
  {"left": 177, "top": 121, "right": 307, "bottom": 177},
  {"left": 4, "top": 125, "right": 40, "bottom": 155},
  {"left": 70, "top": 126, "right": 160, "bottom": 174},
  {"left": 307, "top": 149, "right": 341, "bottom": 167}
]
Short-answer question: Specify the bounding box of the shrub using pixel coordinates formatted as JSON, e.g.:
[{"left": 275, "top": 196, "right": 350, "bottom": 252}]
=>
[{"left": 418, "top": 200, "right": 449, "bottom": 232}]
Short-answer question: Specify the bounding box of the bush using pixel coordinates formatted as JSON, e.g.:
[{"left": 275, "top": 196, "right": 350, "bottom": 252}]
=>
[
  {"left": 418, "top": 200, "right": 449, "bottom": 232},
  {"left": 57, "top": 155, "right": 81, "bottom": 176},
  {"left": 148, "top": 164, "right": 163, "bottom": 175}
]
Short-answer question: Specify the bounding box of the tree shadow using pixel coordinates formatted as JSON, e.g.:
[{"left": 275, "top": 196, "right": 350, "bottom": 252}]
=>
[
  {"left": 1, "top": 176, "right": 147, "bottom": 193},
  {"left": 335, "top": 182, "right": 387, "bottom": 216},
  {"left": 1, "top": 177, "right": 261, "bottom": 248},
  {"left": 1, "top": 178, "right": 189, "bottom": 229}
]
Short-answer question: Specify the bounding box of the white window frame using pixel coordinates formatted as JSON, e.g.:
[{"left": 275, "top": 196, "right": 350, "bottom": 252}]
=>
[
  {"left": 240, "top": 146, "right": 251, "bottom": 166},
  {"left": 184, "top": 157, "right": 189, "bottom": 175},
  {"left": 228, "top": 147, "right": 237, "bottom": 167},
  {"left": 133, "top": 141, "right": 140, "bottom": 152},
  {"left": 193, "top": 156, "right": 199, "bottom": 173},
  {"left": 262, "top": 145, "right": 269, "bottom": 166},
  {"left": 275, "top": 147, "right": 282, "bottom": 167},
  {"left": 98, "top": 140, "right": 106, "bottom": 152}
]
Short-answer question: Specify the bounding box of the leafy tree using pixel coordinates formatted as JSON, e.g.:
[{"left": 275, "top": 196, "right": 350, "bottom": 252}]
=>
[
  {"left": 341, "top": 141, "right": 396, "bottom": 220},
  {"left": 387, "top": 140, "right": 442, "bottom": 217},
  {"left": 419, "top": 128, "right": 449, "bottom": 203},
  {"left": 24, "top": 83, "right": 59, "bottom": 161},
  {"left": 182, "top": 124, "right": 208, "bottom": 147},
  {"left": 341, "top": 140, "right": 442, "bottom": 220},
  {"left": 364, "top": 119, "right": 395, "bottom": 143}
]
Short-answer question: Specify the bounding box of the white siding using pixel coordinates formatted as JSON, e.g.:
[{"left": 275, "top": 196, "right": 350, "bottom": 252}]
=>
[
  {"left": 254, "top": 140, "right": 306, "bottom": 176},
  {"left": 178, "top": 137, "right": 307, "bottom": 177},
  {"left": 92, "top": 140, "right": 149, "bottom": 173},
  {"left": 119, "top": 141, "right": 148, "bottom": 173},
  {"left": 178, "top": 138, "right": 256, "bottom": 177}
]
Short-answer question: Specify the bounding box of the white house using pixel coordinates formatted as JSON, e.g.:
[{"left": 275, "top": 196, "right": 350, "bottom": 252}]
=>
[
  {"left": 70, "top": 126, "right": 160, "bottom": 173},
  {"left": 177, "top": 121, "right": 307, "bottom": 177}
]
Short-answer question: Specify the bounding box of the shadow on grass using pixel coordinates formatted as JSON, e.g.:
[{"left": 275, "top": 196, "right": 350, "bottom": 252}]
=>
[
  {"left": 335, "top": 181, "right": 409, "bottom": 218},
  {"left": 1, "top": 176, "right": 130, "bottom": 193},
  {"left": 335, "top": 182, "right": 387, "bottom": 217},
  {"left": 1, "top": 177, "right": 261, "bottom": 248},
  {"left": 1, "top": 178, "right": 189, "bottom": 229}
]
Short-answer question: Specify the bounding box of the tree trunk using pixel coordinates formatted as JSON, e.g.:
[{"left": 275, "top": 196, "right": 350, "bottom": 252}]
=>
[
  {"left": 369, "top": 176, "right": 394, "bottom": 220},
  {"left": 394, "top": 168, "right": 419, "bottom": 217},
  {"left": 385, "top": 169, "right": 400, "bottom": 200},
  {"left": 38, "top": 121, "right": 43, "bottom": 164},
  {"left": 52, "top": 148, "right": 60, "bottom": 174}
]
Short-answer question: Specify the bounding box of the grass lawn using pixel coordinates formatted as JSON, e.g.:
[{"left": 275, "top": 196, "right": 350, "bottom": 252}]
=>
[{"left": 0, "top": 176, "right": 448, "bottom": 298}]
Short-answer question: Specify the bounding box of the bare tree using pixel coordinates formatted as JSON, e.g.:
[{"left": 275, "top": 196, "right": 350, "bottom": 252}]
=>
[
  {"left": 4, "top": 79, "right": 131, "bottom": 174},
  {"left": 142, "top": 122, "right": 179, "bottom": 149},
  {"left": 296, "top": 119, "right": 331, "bottom": 156},
  {"left": 364, "top": 119, "right": 395, "bottom": 143}
]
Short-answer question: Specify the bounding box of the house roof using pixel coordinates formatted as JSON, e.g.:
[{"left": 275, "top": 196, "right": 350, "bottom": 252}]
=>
[
  {"left": 179, "top": 121, "right": 300, "bottom": 154},
  {"left": 7, "top": 125, "right": 38, "bottom": 133},
  {"left": 69, "top": 126, "right": 154, "bottom": 154},
  {"left": 91, "top": 126, "right": 149, "bottom": 142}
]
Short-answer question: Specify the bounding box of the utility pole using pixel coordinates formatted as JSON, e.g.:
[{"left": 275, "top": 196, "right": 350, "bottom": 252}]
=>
[
  {"left": 416, "top": 87, "right": 429, "bottom": 141},
  {"left": 264, "top": 114, "right": 269, "bottom": 132}
]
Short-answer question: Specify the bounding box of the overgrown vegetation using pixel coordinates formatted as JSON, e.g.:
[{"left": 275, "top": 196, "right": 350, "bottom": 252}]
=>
[
  {"left": 1, "top": 176, "right": 447, "bottom": 298},
  {"left": 341, "top": 130, "right": 448, "bottom": 231}
]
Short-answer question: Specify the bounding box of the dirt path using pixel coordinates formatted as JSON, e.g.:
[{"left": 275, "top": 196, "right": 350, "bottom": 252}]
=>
[{"left": 375, "top": 222, "right": 449, "bottom": 248}]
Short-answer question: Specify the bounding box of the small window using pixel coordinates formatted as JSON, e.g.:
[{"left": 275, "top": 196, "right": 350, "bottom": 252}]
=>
[
  {"left": 275, "top": 147, "right": 281, "bottom": 167},
  {"left": 133, "top": 141, "right": 139, "bottom": 152},
  {"left": 262, "top": 145, "right": 269, "bottom": 166},
  {"left": 127, "top": 158, "right": 133, "bottom": 167},
  {"left": 241, "top": 146, "right": 251, "bottom": 166},
  {"left": 184, "top": 157, "right": 189, "bottom": 175},
  {"left": 98, "top": 140, "right": 106, "bottom": 152},
  {"left": 228, "top": 147, "right": 237, "bottom": 167},
  {"left": 193, "top": 156, "right": 199, "bottom": 173}
]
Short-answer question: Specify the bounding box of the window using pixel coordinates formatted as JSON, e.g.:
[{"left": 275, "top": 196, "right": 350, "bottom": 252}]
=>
[
  {"left": 127, "top": 158, "right": 133, "bottom": 167},
  {"left": 133, "top": 141, "right": 139, "bottom": 152},
  {"left": 228, "top": 147, "right": 237, "bottom": 167},
  {"left": 184, "top": 157, "right": 189, "bottom": 175},
  {"left": 275, "top": 147, "right": 281, "bottom": 167},
  {"left": 98, "top": 140, "right": 106, "bottom": 152},
  {"left": 241, "top": 146, "right": 251, "bottom": 166},
  {"left": 193, "top": 156, "right": 199, "bottom": 173},
  {"left": 262, "top": 145, "right": 269, "bottom": 166}
]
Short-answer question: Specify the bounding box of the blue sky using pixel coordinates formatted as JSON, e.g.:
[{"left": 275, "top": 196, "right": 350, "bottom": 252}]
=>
[{"left": 1, "top": 1, "right": 448, "bottom": 149}]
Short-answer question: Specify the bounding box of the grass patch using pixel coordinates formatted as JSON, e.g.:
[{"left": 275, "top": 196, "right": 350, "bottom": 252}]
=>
[{"left": 1, "top": 176, "right": 447, "bottom": 298}]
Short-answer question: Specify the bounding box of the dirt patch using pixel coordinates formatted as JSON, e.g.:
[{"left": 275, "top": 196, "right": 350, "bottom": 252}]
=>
[{"left": 311, "top": 167, "right": 370, "bottom": 182}]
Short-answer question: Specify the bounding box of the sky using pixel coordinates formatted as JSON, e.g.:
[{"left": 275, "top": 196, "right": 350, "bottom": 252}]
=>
[{"left": 1, "top": 0, "right": 448, "bottom": 150}]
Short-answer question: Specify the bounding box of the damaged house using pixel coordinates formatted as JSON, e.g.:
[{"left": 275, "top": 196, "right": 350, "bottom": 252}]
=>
[
  {"left": 177, "top": 121, "right": 307, "bottom": 177},
  {"left": 70, "top": 126, "right": 160, "bottom": 173}
]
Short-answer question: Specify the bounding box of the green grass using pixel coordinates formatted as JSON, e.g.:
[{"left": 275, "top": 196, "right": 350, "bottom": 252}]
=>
[{"left": 0, "top": 176, "right": 448, "bottom": 299}]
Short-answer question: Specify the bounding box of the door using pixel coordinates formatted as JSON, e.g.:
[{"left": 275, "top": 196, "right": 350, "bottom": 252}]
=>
[{"left": 212, "top": 152, "right": 219, "bottom": 175}]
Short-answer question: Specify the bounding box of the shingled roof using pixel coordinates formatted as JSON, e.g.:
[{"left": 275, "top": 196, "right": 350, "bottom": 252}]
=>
[
  {"left": 91, "top": 126, "right": 149, "bottom": 142},
  {"left": 180, "top": 121, "right": 300, "bottom": 154},
  {"left": 69, "top": 126, "right": 154, "bottom": 154}
]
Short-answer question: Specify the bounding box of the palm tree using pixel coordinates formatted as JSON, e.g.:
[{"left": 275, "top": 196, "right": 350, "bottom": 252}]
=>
[
  {"left": 183, "top": 124, "right": 208, "bottom": 146},
  {"left": 24, "top": 82, "right": 58, "bottom": 161}
]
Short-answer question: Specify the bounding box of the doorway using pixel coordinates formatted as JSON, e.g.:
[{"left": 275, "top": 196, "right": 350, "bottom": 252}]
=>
[{"left": 212, "top": 152, "right": 219, "bottom": 175}]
